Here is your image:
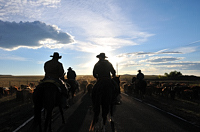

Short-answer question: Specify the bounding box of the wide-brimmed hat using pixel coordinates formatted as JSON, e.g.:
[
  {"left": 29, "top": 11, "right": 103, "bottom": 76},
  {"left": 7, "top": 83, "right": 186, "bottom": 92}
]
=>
[
  {"left": 138, "top": 70, "right": 141, "bottom": 72},
  {"left": 50, "top": 52, "right": 62, "bottom": 59},
  {"left": 96, "top": 53, "right": 108, "bottom": 58},
  {"left": 68, "top": 67, "right": 72, "bottom": 70}
]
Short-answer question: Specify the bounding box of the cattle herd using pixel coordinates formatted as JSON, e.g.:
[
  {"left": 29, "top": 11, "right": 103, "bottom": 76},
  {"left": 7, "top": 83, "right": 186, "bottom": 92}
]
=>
[
  {"left": 0, "top": 78, "right": 95, "bottom": 103},
  {"left": 1, "top": 76, "right": 200, "bottom": 103},
  {"left": 122, "top": 79, "right": 200, "bottom": 101},
  {"left": 0, "top": 83, "right": 35, "bottom": 102}
]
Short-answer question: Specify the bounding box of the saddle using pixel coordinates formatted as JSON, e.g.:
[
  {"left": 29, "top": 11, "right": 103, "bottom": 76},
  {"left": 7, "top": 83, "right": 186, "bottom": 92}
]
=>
[{"left": 39, "top": 79, "right": 62, "bottom": 92}]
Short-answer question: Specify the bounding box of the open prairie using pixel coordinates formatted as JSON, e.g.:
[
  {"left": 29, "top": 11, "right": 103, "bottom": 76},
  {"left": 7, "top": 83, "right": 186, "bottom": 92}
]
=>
[
  {"left": 0, "top": 75, "right": 199, "bottom": 87},
  {"left": 0, "top": 75, "right": 44, "bottom": 87}
]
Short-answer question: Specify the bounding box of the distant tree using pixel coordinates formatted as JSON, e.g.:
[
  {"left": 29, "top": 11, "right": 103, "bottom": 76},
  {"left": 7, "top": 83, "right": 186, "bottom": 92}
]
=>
[
  {"left": 164, "top": 71, "right": 182, "bottom": 78},
  {"left": 164, "top": 73, "right": 169, "bottom": 77},
  {"left": 176, "top": 71, "right": 182, "bottom": 76}
]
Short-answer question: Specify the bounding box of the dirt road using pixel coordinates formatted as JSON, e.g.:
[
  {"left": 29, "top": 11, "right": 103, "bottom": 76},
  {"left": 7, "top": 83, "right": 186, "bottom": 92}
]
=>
[{"left": 17, "top": 91, "right": 200, "bottom": 132}]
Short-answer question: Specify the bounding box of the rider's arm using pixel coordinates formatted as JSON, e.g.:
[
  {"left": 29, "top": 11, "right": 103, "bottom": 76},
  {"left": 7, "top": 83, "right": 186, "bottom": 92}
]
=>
[
  {"left": 74, "top": 71, "right": 77, "bottom": 78},
  {"left": 109, "top": 62, "right": 116, "bottom": 77},
  {"left": 93, "top": 64, "right": 98, "bottom": 79},
  {"left": 59, "top": 63, "right": 65, "bottom": 79}
]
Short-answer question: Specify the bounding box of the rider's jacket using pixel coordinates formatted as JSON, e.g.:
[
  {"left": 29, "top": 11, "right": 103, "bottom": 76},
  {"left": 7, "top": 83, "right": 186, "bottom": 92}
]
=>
[
  {"left": 44, "top": 59, "right": 65, "bottom": 79},
  {"left": 137, "top": 73, "right": 144, "bottom": 80},
  {"left": 67, "top": 70, "right": 76, "bottom": 80},
  {"left": 93, "top": 59, "right": 116, "bottom": 79}
]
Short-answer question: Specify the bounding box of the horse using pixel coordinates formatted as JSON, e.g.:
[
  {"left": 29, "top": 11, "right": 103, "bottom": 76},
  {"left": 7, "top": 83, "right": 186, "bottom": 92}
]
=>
[
  {"left": 89, "top": 76, "right": 120, "bottom": 132},
  {"left": 135, "top": 79, "right": 147, "bottom": 99},
  {"left": 64, "top": 79, "right": 79, "bottom": 101},
  {"left": 33, "top": 82, "right": 66, "bottom": 132}
]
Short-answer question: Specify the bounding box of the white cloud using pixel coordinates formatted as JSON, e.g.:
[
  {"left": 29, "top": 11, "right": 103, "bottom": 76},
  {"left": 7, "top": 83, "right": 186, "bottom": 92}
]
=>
[
  {"left": 0, "top": 20, "right": 75, "bottom": 51},
  {"left": 71, "top": 37, "right": 137, "bottom": 54},
  {"left": 150, "top": 61, "right": 200, "bottom": 71},
  {"left": 47, "top": 0, "right": 154, "bottom": 53},
  {"left": 0, "top": 0, "right": 154, "bottom": 53},
  {"left": 144, "top": 56, "right": 183, "bottom": 63},
  {"left": 175, "top": 46, "right": 197, "bottom": 54},
  {"left": 0, "top": 0, "right": 61, "bottom": 20}
]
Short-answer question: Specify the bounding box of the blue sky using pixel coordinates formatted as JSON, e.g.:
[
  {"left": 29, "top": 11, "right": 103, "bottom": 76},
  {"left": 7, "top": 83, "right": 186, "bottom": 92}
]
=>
[{"left": 0, "top": 0, "right": 200, "bottom": 76}]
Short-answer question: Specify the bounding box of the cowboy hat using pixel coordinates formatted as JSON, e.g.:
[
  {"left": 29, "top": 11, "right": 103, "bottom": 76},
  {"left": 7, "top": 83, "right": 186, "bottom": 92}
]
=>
[
  {"left": 96, "top": 53, "right": 108, "bottom": 58},
  {"left": 68, "top": 67, "right": 72, "bottom": 70},
  {"left": 50, "top": 52, "right": 62, "bottom": 59}
]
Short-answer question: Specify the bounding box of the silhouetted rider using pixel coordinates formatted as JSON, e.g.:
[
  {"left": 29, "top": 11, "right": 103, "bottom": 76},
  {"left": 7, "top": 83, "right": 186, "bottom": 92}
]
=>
[
  {"left": 66, "top": 67, "right": 79, "bottom": 91},
  {"left": 44, "top": 52, "right": 65, "bottom": 80},
  {"left": 67, "top": 67, "right": 76, "bottom": 80},
  {"left": 44, "top": 52, "right": 68, "bottom": 108},
  {"left": 93, "top": 53, "right": 116, "bottom": 79},
  {"left": 93, "top": 53, "right": 120, "bottom": 105},
  {"left": 136, "top": 70, "right": 144, "bottom": 80},
  {"left": 136, "top": 69, "right": 145, "bottom": 91}
]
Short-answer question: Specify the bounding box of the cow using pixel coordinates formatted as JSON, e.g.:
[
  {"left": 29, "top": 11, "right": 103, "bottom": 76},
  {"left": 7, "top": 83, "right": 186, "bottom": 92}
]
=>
[
  {"left": 3, "top": 87, "right": 10, "bottom": 96},
  {"left": 9, "top": 85, "right": 19, "bottom": 95},
  {"left": 190, "top": 86, "right": 200, "bottom": 100},
  {"left": 180, "top": 86, "right": 200, "bottom": 100},
  {"left": 16, "top": 85, "right": 34, "bottom": 102}
]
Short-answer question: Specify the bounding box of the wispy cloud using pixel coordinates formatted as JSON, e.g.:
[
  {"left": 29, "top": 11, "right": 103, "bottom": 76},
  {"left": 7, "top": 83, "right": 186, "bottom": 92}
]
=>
[
  {"left": 0, "top": 0, "right": 61, "bottom": 20},
  {"left": 115, "top": 50, "right": 184, "bottom": 72},
  {"left": 186, "top": 40, "right": 200, "bottom": 46},
  {"left": 144, "top": 56, "right": 183, "bottom": 63},
  {"left": 0, "top": 21, "right": 75, "bottom": 51},
  {"left": 51, "top": 0, "right": 154, "bottom": 53},
  {"left": 151, "top": 62, "right": 200, "bottom": 70},
  {"left": 175, "top": 46, "right": 197, "bottom": 54},
  {"left": 0, "top": 54, "right": 27, "bottom": 61},
  {"left": 116, "top": 50, "right": 182, "bottom": 58}
]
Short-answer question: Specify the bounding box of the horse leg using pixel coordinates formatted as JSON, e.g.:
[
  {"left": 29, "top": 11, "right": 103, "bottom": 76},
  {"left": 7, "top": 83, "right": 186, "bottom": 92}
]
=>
[
  {"left": 33, "top": 105, "right": 42, "bottom": 132},
  {"left": 110, "top": 104, "right": 115, "bottom": 132},
  {"left": 38, "top": 111, "right": 42, "bottom": 132},
  {"left": 44, "top": 109, "right": 52, "bottom": 132},
  {"left": 70, "top": 90, "right": 74, "bottom": 104},
  {"left": 142, "top": 89, "right": 145, "bottom": 99},
  {"left": 59, "top": 105, "right": 65, "bottom": 124},
  {"left": 89, "top": 104, "right": 100, "bottom": 131},
  {"left": 110, "top": 104, "right": 114, "bottom": 121},
  {"left": 102, "top": 104, "right": 109, "bottom": 131},
  {"left": 140, "top": 86, "right": 145, "bottom": 99},
  {"left": 44, "top": 110, "right": 49, "bottom": 132},
  {"left": 93, "top": 105, "right": 100, "bottom": 125}
]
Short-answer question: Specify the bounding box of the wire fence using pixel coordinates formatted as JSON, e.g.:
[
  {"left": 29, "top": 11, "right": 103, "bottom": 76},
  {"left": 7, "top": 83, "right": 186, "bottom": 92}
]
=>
[{"left": 0, "top": 80, "right": 40, "bottom": 88}]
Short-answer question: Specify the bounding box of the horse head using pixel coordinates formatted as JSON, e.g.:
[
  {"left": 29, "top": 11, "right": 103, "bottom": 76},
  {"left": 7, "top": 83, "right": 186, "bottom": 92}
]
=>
[
  {"left": 112, "top": 75, "right": 120, "bottom": 86},
  {"left": 132, "top": 77, "right": 136, "bottom": 83}
]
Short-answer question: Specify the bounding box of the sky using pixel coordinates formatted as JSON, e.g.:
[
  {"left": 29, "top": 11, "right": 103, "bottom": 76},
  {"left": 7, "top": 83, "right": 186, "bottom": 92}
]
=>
[{"left": 0, "top": 0, "right": 200, "bottom": 76}]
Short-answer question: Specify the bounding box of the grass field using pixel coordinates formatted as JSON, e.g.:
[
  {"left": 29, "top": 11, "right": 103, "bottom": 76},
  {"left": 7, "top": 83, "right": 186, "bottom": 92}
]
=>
[
  {"left": 0, "top": 75, "right": 44, "bottom": 87},
  {"left": 0, "top": 75, "right": 200, "bottom": 87}
]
